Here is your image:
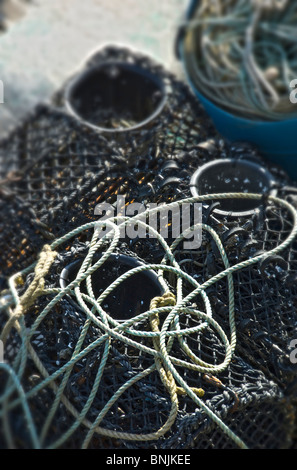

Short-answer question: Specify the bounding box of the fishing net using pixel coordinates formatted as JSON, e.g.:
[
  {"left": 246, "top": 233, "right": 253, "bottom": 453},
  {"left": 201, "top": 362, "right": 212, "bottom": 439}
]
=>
[
  {"left": 0, "top": 45, "right": 216, "bottom": 279},
  {"left": 1, "top": 189, "right": 297, "bottom": 449},
  {"left": 1, "top": 46, "right": 297, "bottom": 449}
]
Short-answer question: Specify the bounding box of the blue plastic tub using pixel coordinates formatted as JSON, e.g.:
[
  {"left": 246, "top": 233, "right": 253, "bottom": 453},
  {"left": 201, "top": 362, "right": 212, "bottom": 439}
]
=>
[{"left": 177, "top": 0, "right": 297, "bottom": 180}]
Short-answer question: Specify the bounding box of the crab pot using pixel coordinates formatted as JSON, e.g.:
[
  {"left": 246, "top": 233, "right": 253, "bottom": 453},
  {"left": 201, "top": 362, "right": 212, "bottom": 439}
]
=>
[
  {"left": 0, "top": 236, "right": 295, "bottom": 450},
  {"left": 1, "top": 43, "right": 297, "bottom": 448},
  {"left": 1, "top": 141, "right": 297, "bottom": 449},
  {"left": 190, "top": 159, "right": 276, "bottom": 217},
  {"left": 0, "top": 45, "right": 216, "bottom": 277},
  {"left": 60, "top": 253, "right": 164, "bottom": 321},
  {"left": 65, "top": 62, "right": 166, "bottom": 133}
]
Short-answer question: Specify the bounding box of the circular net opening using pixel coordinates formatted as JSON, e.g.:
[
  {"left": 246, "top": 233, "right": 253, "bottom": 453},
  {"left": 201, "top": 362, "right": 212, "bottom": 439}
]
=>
[
  {"left": 65, "top": 62, "right": 166, "bottom": 132},
  {"left": 60, "top": 253, "right": 164, "bottom": 321},
  {"left": 190, "top": 159, "right": 275, "bottom": 216}
]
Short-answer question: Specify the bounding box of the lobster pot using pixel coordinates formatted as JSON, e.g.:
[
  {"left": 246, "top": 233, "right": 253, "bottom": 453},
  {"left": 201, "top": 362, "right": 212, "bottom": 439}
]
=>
[
  {"left": 0, "top": 45, "right": 216, "bottom": 279},
  {"left": 0, "top": 234, "right": 295, "bottom": 450},
  {"left": 1, "top": 46, "right": 297, "bottom": 448},
  {"left": 1, "top": 140, "right": 297, "bottom": 448}
]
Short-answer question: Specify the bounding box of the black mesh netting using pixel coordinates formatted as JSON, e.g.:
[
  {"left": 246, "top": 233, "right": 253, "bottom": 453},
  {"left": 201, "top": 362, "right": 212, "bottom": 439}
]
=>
[
  {"left": 0, "top": 46, "right": 216, "bottom": 279},
  {"left": 0, "top": 46, "right": 297, "bottom": 449}
]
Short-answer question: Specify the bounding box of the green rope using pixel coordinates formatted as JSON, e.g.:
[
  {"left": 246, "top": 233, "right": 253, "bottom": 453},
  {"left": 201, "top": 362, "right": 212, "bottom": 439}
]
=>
[
  {"left": 1, "top": 193, "right": 297, "bottom": 449},
  {"left": 183, "top": 0, "right": 297, "bottom": 120}
]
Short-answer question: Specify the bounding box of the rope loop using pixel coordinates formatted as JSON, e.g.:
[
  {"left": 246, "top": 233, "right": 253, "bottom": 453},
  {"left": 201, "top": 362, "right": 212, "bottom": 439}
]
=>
[{"left": 1, "top": 193, "right": 297, "bottom": 449}]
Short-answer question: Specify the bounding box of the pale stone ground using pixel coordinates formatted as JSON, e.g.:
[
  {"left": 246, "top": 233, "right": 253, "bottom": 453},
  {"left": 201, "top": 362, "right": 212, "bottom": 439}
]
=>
[{"left": 0, "top": 0, "right": 188, "bottom": 137}]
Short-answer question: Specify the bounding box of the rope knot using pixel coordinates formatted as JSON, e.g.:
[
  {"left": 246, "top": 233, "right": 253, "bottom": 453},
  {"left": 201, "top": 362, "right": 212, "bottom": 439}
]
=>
[
  {"left": 0, "top": 244, "right": 57, "bottom": 345},
  {"left": 150, "top": 291, "right": 176, "bottom": 310},
  {"left": 149, "top": 291, "right": 205, "bottom": 405}
]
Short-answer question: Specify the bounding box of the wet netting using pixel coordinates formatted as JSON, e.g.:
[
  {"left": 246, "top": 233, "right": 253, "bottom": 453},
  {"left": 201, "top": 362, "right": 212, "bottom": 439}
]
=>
[{"left": 1, "top": 46, "right": 297, "bottom": 449}]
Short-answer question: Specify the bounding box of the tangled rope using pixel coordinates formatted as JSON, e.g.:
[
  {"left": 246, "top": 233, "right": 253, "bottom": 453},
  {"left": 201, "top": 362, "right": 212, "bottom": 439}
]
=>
[
  {"left": 183, "top": 0, "right": 297, "bottom": 120},
  {"left": 1, "top": 192, "right": 297, "bottom": 449},
  {"left": 150, "top": 292, "right": 205, "bottom": 401},
  {"left": 0, "top": 246, "right": 57, "bottom": 346}
]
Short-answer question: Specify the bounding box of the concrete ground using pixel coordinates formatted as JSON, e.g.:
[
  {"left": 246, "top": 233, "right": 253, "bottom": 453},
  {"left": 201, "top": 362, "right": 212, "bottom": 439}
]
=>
[{"left": 0, "top": 0, "right": 188, "bottom": 137}]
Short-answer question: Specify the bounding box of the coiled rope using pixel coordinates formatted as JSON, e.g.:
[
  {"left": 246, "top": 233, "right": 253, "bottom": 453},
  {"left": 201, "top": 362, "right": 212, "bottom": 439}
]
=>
[
  {"left": 1, "top": 192, "right": 297, "bottom": 449},
  {"left": 183, "top": 0, "right": 297, "bottom": 120}
]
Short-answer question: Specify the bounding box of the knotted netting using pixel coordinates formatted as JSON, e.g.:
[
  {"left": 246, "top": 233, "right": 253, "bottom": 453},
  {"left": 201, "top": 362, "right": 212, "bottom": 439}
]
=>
[{"left": 1, "top": 46, "right": 297, "bottom": 449}]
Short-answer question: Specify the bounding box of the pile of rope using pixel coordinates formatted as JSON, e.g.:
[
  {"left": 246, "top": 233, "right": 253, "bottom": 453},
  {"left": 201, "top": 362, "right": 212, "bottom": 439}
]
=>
[
  {"left": 1, "top": 192, "right": 297, "bottom": 449},
  {"left": 183, "top": 0, "right": 297, "bottom": 120}
]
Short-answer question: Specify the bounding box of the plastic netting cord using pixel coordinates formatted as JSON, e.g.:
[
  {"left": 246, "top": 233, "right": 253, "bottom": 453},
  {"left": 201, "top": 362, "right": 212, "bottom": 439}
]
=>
[{"left": 1, "top": 192, "right": 297, "bottom": 449}]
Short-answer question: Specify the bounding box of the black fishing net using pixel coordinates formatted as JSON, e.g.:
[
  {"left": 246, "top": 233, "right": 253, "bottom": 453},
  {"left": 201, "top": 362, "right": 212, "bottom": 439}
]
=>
[
  {"left": 0, "top": 45, "right": 216, "bottom": 279},
  {"left": 0, "top": 46, "right": 297, "bottom": 449}
]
